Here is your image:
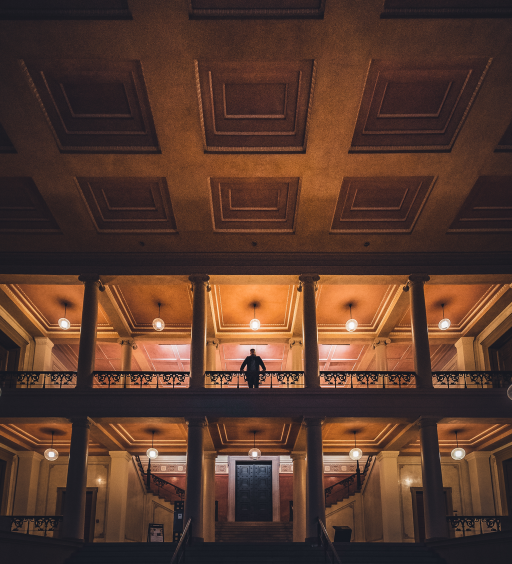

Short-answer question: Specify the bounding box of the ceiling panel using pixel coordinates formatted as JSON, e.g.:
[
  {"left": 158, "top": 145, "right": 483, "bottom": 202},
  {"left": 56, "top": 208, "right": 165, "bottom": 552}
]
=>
[
  {"left": 52, "top": 342, "right": 141, "bottom": 371},
  {"left": 220, "top": 343, "right": 288, "bottom": 371},
  {"left": 189, "top": 0, "right": 325, "bottom": 19}
]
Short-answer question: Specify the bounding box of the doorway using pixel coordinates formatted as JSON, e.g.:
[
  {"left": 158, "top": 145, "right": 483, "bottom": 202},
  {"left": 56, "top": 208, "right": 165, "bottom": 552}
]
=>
[
  {"left": 235, "top": 461, "right": 273, "bottom": 521},
  {"left": 503, "top": 458, "right": 512, "bottom": 515},
  {"left": 57, "top": 488, "right": 97, "bottom": 542},
  {"left": 411, "top": 488, "right": 452, "bottom": 542}
]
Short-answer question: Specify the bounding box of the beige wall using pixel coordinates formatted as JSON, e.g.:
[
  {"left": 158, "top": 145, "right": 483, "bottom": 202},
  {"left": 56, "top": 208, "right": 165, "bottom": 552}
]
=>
[{"left": 362, "top": 459, "right": 383, "bottom": 542}]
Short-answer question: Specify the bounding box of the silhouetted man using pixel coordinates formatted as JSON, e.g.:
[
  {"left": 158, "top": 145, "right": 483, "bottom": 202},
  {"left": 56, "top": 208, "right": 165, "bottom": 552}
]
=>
[{"left": 240, "top": 348, "right": 266, "bottom": 389}]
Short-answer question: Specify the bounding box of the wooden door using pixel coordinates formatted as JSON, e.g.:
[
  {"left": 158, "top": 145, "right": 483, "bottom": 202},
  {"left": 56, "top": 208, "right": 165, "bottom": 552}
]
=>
[
  {"left": 235, "top": 462, "right": 272, "bottom": 521},
  {"left": 503, "top": 458, "right": 512, "bottom": 515}
]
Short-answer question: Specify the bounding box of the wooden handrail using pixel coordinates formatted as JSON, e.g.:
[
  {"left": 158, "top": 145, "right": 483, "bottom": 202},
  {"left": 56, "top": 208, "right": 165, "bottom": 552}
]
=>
[
  {"left": 170, "top": 518, "right": 191, "bottom": 564},
  {"left": 318, "top": 519, "right": 342, "bottom": 564}
]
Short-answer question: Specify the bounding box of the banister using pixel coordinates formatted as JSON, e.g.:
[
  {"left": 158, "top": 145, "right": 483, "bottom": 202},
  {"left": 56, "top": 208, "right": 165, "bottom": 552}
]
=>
[
  {"left": 170, "top": 518, "right": 192, "bottom": 564},
  {"left": 318, "top": 518, "right": 342, "bottom": 564}
]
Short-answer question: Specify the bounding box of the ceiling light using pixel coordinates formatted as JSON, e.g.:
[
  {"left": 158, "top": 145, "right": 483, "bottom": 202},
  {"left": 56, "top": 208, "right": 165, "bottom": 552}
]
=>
[
  {"left": 58, "top": 303, "right": 70, "bottom": 330},
  {"left": 250, "top": 303, "right": 260, "bottom": 331},
  {"left": 507, "top": 385, "right": 512, "bottom": 401},
  {"left": 345, "top": 304, "right": 358, "bottom": 333},
  {"left": 451, "top": 430, "right": 466, "bottom": 460},
  {"left": 438, "top": 303, "right": 451, "bottom": 331},
  {"left": 349, "top": 431, "right": 363, "bottom": 461},
  {"left": 152, "top": 302, "right": 165, "bottom": 332},
  {"left": 248, "top": 431, "right": 261, "bottom": 460},
  {"left": 147, "top": 430, "right": 159, "bottom": 460},
  {"left": 44, "top": 430, "right": 59, "bottom": 462}
]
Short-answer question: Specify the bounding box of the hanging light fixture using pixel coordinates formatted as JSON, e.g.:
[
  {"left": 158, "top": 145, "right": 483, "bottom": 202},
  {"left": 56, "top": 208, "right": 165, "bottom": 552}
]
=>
[
  {"left": 349, "top": 431, "right": 363, "bottom": 461},
  {"left": 507, "top": 384, "right": 512, "bottom": 401},
  {"left": 438, "top": 303, "right": 451, "bottom": 331},
  {"left": 345, "top": 304, "right": 358, "bottom": 333},
  {"left": 451, "top": 430, "right": 466, "bottom": 460},
  {"left": 146, "top": 430, "right": 159, "bottom": 460},
  {"left": 58, "top": 303, "right": 71, "bottom": 330},
  {"left": 152, "top": 302, "right": 165, "bottom": 332},
  {"left": 249, "top": 303, "right": 260, "bottom": 331},
  {"left": 248, "top": 431, "right": 261, "bottom": 460},
  {"left": 44, "top": 430, "right": 59, "bottom": 461}
]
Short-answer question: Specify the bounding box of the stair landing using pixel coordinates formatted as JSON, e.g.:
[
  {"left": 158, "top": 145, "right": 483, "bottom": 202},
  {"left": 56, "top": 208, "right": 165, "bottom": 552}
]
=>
[{"left": 215, "top": 521, "right": 293, "bottom": 542}]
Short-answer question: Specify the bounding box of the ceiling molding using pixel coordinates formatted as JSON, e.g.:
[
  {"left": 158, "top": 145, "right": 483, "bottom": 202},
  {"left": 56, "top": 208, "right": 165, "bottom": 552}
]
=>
[{"left": 189, "top": 0, "right": 325, "bottom": 19}]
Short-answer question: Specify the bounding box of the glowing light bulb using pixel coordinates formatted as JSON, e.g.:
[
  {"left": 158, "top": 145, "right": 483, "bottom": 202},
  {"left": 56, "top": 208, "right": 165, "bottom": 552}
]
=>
[
  {"left": 438, "top": 318, "right": 451, "bottom": 331},
  {"left": 248, "top": 447, "right": 261, "bottom": 460},
  {"left": 346, "top": 319, "right": 358, "bottom": 332},
  {"left": 349, "top": 447, "right": 363, "bottom": 461},
  {"left": 147, "top": 447, "right": 159, "bottom": 459},
  {"left": 44, "top": 448, "right": 59, "bottom": 461},
  {"left": 152, "top": 318, "right": 165, "bottom": 331},
  {"left": 250, "top": 318, "right": 261, "bottom": 331},
  {"left": 58, "top": 317, "right": 70, "bottom": 330},
  {"left": 451, "top": 447, "right": 466, "bottom": 460},
  {"left": 507, "top": 385, "right": 512, "bottom": 401}
]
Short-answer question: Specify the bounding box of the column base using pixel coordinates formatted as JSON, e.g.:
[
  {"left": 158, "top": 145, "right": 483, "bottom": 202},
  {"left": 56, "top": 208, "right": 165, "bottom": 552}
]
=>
[
  {"left": 190, "top": 536, "right": 204, "bottom": 544},
  {"left": 305, "top": 537, "right": 320, "bottom": 546}
]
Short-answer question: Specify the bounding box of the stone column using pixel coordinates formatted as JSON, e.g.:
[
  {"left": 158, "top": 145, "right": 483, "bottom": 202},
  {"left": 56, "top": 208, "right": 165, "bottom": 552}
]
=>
[
  {"left": 77, "top": 275, "right": 104, "bottom": 389},
  {"left": 106, "top": 451, "right": 132, "bottom": 542},
  {"left": 299, "top": 275, "right": 320, "bottom": 389},
  {"left": 119, "top": 340, "right": 136, "bottom": 371},
  {"left": 373, "top": 338, "right": 390, "bottom": 371},
  {"left": 419, "top": 418, "right": 448, "bottom": 540},
  {"left": 184, "top": 418, "right": 205, "bottom": 542},
  {"left": 189, "top": 275, "right": 210, "bottom": 389},
  {"left": 291, "top": 452, "right": 306, "bottom": 542},
  {"left": 62, "top": 418, "right": 91, "bottom": 540},
  {"left": 408, "top": 275, "right": 433, "bottom": 388},
  {"left": 377, "top": 451, "right": 402, "bottom": 542},
  {"left": 13, "top": 451, "right": 43, "bottom": 515},
  {"left": 305, "top": 418, "right": 325, "bottom": 543},
  {"left": 466, "top": 452, "right": 495, "bottom": 515},
  {"left": 203, "top": 451, "right": 217, "bottom": 542},
  {"left": 32, "top": 337, "right": 54, "bottom": 371},
  {"left": 455, "top": 337, "right": 476, "bottom": 371}
]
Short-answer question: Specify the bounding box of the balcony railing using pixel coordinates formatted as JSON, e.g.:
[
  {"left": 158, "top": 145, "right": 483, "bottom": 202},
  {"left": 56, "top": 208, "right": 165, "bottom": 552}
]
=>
[
  {"left": 447, "top": 515, "right": 510, "bottom": 537},
  {"left": 4, "top": 515, "right": 63, "bottom": 536},
  {"left": 1, "top": 370, "right": 510, "bottom": 390}
]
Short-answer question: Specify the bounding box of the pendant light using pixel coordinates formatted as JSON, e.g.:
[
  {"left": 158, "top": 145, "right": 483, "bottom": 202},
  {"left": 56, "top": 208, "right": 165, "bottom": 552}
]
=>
[
  {"left": 345, "top": 304, "right": 358, "bottom": 333},
  {"left": 44, "top": 430, "right": 59, "bottom": 461},
  {"left": 249, "top": 303, "right": 260, "bottom": 331},
  {"left": 147, "top": 430, "right": 159, "bottom": 459},
  {"left": 349, "top": 431, "right": 363, "bottom": 461},
  {"left": 152, "top": 302, "right": 165, "bottom": 332},
  {"left": 248, "top": 431, "right": 261, "bottom": 460},
  {"left": 451, "top": 430, "right": 466, "bottom": 460},
  {"left": 58, "top": 303, "right": 71, "bottom": 330},
  {"left": 438, "top": 303, "right": 451, "bottom": 331},
  {"left": 507, "top": 384, "right": 512, "bottom": 401}
]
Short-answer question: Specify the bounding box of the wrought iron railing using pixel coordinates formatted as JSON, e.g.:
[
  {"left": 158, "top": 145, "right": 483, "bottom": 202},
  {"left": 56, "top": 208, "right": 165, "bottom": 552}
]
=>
[
  {"left": 170, "top": 518, "right": 192, "bottom": 564},
  {"left": 0, "top": 372, "right": 77, "bottom": 389},
  {"left": 9, "top": 516, "right": 63, "bottom": 536},
  {"left": 93, "top": 371, "right": 189, "bottom": 388},
  {"left": 447, "top": 515, "right": 508, "bottom": 536},
  {"left": 433, "top": 371, "right": 512, "bottom": 389},
  {"left": 206, "top": 371, "right": 303, "bottom": 388},
  {"left": 318, "top": 518, "right": 342, "bottom": 562},
  {"left": 321, "top": 371, "right": 415, "bottom": 388},
  {"left": 325, "top": 455, "right": 373, "bottom": 506},
  {"left": 135, "top": 455, "right": 185, "bottom": 502}
]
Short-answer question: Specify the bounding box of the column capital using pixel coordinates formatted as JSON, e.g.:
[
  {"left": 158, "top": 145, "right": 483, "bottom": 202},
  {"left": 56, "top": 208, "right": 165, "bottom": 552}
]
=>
[
  {"left": 299, "top": 274, "right": 320, "bottom": 285},
  {"left": 418, "top": 417, "right": 440, "bottom": 428},
  {"left": 69, "top": 417, "right": 92, "bottom": 429},
  {"left": 206, "top": 339, "right": 220, "bottom": 348},
  {"left": 189, "top": 274, "right": 210, "bottom": 285},
  {"left": 373, "top": 338, "right": 391, "bottom": 349},
  {"left": 408, "top": 274, "right": 430, "bottom": 285},
  {"left": 291, "top": 451, "right": 306, "bottom": 461},
  {"left": 204, "top": 451, "right": 218, "bottom": 460},
  {"left": 186, "top": 417, "right": 207, "bottom": 427},
  {"left": 109, "top": 451, "right": 132, "bottom": 462},
  {"left": 117, "top": 338, "right": 137, "bottom": 350},
  {"left": 78, "top": 274, "right": 105, "bottom": 291},
  {"left": 304, "top": 417, "right": 324, "bottom": 427},
  {"left": 377, "top": 451, "right": 399, "bottom": 461},
  {"left": 289, "top": 338, "right": 303, "bottom": 348},
  {"left": 16, "top": 450, "right": 44, "bottom": 461},
  {"left": 465, "top": 451, "right": 491, "bottom": 462}
]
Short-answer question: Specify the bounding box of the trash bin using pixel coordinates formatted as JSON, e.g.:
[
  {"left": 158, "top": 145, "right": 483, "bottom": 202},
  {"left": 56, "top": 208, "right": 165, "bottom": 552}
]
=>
[{"left": 333, "top": 525, "right": 352, "bottom": 542}]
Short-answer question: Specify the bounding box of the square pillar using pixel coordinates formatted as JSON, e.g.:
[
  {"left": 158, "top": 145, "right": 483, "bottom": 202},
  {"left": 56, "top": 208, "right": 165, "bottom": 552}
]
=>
[
  {"left": 291, "top": 452, "right": 306, "bottom": 542},
  {"left": 32, "top": 337, "right": 54, "bottom": 371},
  {"left": 14, "top": 451, "right": 43, "bottom": 515},
  {"left": 106, "top": 451, "right": 132, "bottom": 542},
  {"left": 455, "top": 337, "right": 476, "bottom": 371},
  {"left": 377, "top": 451, "right": 402, "bottom": 542},
  {"left": 203, "top": 452, "right": 217, "bottom": 542},
  {"left": 466, "top": 452, "right": 495, "bottom": 515}
]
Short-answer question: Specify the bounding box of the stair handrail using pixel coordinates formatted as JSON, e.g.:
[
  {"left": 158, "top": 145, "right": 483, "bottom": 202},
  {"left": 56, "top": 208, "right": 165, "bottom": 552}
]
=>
[
  {"left": 134, "top": 455, "right": 185, "bottom": 499},
  {"left": 170, "top": 518, "right": 191, "bottom": 564},
  {"left": 325, "top": 455, "right": 373, "bottom": 504},
  {"left": 318, "top": 518, "right": 342, "bottom": 564}
]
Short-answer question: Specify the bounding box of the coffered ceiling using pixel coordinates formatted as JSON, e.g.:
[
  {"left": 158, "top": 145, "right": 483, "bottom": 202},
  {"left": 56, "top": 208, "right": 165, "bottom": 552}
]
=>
[{"left": 0, "top": 0, "right": 510, "bottom": 262}]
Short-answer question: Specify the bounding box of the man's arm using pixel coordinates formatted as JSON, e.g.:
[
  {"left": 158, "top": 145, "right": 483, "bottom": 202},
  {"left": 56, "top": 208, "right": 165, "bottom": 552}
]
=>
[
  {"left": 258, "top": 357, "right": 266, "bottom": 371},
  {"left": 240, "top": 357, "right": 248, "bottom": 371}
]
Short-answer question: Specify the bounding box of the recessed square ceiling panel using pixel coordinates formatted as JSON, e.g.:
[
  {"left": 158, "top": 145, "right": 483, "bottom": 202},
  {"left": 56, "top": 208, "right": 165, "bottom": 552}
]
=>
[
  {"left": 381, "top": 1, "right": 512, "bottom": 18},
  {"left": 21, "top": 59, "right": 160, "bottom": 153},
  {"left": 0, "top": 124, "right": 16, "bottom": 153},
  {"left": 195, "top": 60, "right": 316, "bottom": 152},
  {"left": 350, "top": 58, "right": 491, "bottom": 152},
  {"left": 330, "top": 176, "right": 435, "bottom": 233},
  {"left": 75, "top": 177, "right": 177, "bottom": 233},
  {"left": 496, "top": 121, "right": 512, "bottom": 152},
  {"left": 448, "top": 176, "right": 512, "bottom": 232},
  {"left": 0, "top": 1, "right": 131, "bottom": 19},
  {"left": 189, "top": 0, "right": 325, "bottom": 18},
  {"left": 0, "top": 177, "right": 59, "bottom": 231},
  {"left": 209, "top": 177, "right": 300, "bottom": 231}
]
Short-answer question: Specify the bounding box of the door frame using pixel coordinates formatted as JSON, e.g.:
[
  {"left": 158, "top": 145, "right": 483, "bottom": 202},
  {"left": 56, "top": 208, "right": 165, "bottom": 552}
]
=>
[
  {"left": 56, "top": 487, "right": 98, "bottom": 542},
  {"left": 411, "top": 487, "right": 454, "bottom": 542},
  {"left": 227, "top": 456, "right": 280, "bottom": 522}
]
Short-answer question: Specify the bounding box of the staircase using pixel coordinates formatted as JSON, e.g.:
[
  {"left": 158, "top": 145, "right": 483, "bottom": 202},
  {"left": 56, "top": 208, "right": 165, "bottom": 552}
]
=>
[
  {"left": 186, "top": 543, "right": 325, "bottom": 563},
  {"left": 64, "top": 543, "right": 175, "bottom": 564},
  {"left": 334, "top": 542, "right": 446, "bottom": 563},
  {"left": 215, "top": 521, "right": 293, "bottom": 542}
]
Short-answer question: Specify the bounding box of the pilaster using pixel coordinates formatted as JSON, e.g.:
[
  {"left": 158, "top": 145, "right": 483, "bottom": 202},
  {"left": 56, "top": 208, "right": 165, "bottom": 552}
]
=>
[
  {"left": 377, "top": 451, "right": 401, "bottom": 542},
  {"left": 466, "top": 452, "right": 494, "bottom": 515},
  {"left": 13, "top": 451, "right": 43, "bottom": 515},
  {"left": 106, "top": 451, "right": 132, "bottom": 542}
]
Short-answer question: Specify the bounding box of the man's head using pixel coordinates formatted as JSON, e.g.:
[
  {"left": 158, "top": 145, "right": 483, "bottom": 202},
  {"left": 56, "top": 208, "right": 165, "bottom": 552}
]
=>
[{"left": 250, "top": 348, "right": 256, "bottom": 355}]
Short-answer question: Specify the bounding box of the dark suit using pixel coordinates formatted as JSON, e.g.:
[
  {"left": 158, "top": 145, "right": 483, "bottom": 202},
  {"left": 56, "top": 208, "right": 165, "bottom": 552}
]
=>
[{"left": 240, "top": 355, "right": 266, "bottom": 388}]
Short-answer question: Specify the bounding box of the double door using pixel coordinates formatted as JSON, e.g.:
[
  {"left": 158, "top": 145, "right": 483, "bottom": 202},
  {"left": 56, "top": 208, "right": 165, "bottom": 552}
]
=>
[{"left": 235, "top": 461, "right": 272, "bottom": 521}]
